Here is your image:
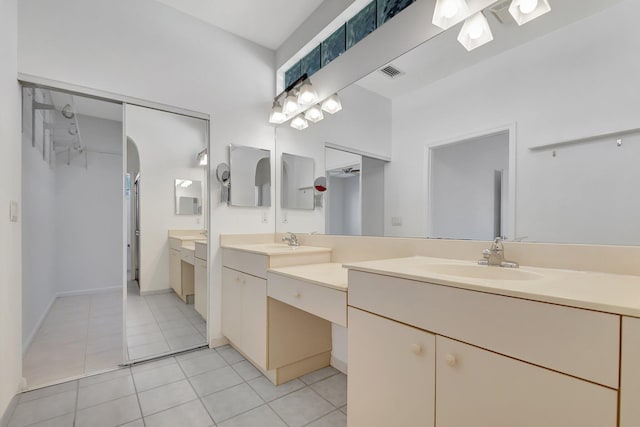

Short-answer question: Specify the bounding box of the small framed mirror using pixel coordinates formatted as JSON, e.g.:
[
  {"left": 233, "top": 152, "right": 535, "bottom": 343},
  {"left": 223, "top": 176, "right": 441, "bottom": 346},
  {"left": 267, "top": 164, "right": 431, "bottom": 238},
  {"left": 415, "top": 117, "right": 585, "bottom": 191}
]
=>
[
  {"left": 174, "top": 179, "right": 203, "bottom": 215},
  {"left": 229, "top": 145, "right": 271, "bottom": 207},
  {"left": 281, "top": 153, "right": 315, "bottom": 210}
]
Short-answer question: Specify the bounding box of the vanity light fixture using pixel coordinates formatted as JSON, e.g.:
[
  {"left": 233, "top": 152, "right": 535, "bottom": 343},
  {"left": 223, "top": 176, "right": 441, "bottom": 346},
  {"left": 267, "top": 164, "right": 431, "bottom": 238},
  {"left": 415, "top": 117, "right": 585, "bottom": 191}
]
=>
[
  {"left": 432, "top": 0, "right": 470, "bottom": 30},
  {"left": 268, "top": 101, "right": 287, "bottom": 124},
  {"left": 304, "top": 105, "right": 324, "bottom": 123},
  {"left": 321, "top": 93, "right": 343, "bottom": 114},
  {"left": 457, "top": 11, "right": 493, "bottom": 51},
  {"left": 297, "top": 80, "right": 319, "bottom": 106},
  {"left": 508, "top": 0, "right": 551, "bottom": 26},
  {"left": 197, "top": 148, "right": 208, "bottom": 166},
  {"left": 290, "top": 114, "right": 309, "bottom": 130}
]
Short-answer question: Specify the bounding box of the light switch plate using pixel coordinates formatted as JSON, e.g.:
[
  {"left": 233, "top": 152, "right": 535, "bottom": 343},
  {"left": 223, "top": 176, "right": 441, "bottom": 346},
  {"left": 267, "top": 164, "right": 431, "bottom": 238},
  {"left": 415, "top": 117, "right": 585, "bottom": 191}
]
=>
[
  {"left": 391, "top": 216, "right": 403, "bottom": 226},
  {"left": 9, "top": 201, "right": 18, "bottom": 222}
]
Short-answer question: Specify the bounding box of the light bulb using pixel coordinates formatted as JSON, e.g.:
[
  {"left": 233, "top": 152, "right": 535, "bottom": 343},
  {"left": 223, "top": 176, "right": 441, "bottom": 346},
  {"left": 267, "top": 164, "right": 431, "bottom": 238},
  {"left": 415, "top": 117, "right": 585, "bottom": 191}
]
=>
[
  {"left": 304, "top": 105, "right": 324, "bottom": 123},
  {"left": 268, "top": 102, "right": 287, "bottom": 124},
  {"left": 442, "top": 2, "right": 458, "bottom": 18},
  {"left": 290, "top": 114, "right": 309, "bottom": 130},
  {"left": 519, "top": 0, "right": 538, "bottom": 14},
  {"left": 321, "top": 94, "right": 342, "bottom": 114},
  {"left": 468, "top": 21, "right": 484, "bottom": 40},
  {"left": 283, "top": 93, "right": 300, "bottom": 115},
  {"left": 297, "top": 82, "right": 319, "bottom": 106}
]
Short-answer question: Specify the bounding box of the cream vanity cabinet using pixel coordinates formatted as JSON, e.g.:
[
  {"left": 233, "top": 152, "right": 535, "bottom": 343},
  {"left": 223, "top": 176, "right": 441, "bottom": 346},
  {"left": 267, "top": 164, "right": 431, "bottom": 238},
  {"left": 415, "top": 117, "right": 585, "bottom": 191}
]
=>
[
  {"left": 169, "top": 237, "right": 198, "bottom": 302},
  {"left": 348, "top": 270, "right": 620, "bottom": 427},
  {"left": 221, "top": 246, "right": 332, "bottom": 385},
  {"left": 194, "top": 241, "right": 207, "bottom": 319}
]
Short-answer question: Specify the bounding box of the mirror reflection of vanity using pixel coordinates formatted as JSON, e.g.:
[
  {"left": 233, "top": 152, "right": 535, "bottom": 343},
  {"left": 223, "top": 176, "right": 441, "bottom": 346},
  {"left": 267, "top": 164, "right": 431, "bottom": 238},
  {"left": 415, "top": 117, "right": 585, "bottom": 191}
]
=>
[
  {"left": 274, "top": 0, "right": 640, "bottom": 247},
  {"left": 175, "top": 179, "right": 203, "bottom": 215}
]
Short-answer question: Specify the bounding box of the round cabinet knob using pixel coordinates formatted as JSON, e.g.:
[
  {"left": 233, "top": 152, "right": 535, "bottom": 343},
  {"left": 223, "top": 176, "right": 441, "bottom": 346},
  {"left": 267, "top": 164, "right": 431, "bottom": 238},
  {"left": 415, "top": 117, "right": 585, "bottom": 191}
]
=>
[
  {"left": 445, "top": 354, "right": 457, "bottom": 367},
  {"left": 411, "top": 344, "right": 423, "bottom": 355},
  {"left": 294, "top": 292, "right": 301, "bottom": 298},
  {"left": 235, "top": 277, "right": 240, "bottom": 283},
  {"left": 241, "top": 279, "right": 247, "bottom": 284}
]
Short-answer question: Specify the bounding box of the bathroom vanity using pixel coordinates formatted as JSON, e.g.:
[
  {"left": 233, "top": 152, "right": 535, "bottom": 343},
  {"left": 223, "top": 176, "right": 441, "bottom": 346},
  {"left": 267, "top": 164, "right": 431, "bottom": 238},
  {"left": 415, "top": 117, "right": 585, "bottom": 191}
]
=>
[
  {"left": 345, "top": 256, "right": 640, "bottom": 427},
  {"left": 221, "top": 242, "right": 337, "bottom": 385},
  {"left": 168, "top": 231, "right": 207, "bottom": 303}
]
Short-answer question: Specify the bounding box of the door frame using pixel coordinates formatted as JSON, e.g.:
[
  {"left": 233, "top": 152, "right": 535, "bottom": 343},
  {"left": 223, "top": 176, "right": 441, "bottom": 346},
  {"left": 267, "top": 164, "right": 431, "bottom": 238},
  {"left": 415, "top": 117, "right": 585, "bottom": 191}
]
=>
[{"left": 423, "top": 123, "right": 517, "bottom": 240}]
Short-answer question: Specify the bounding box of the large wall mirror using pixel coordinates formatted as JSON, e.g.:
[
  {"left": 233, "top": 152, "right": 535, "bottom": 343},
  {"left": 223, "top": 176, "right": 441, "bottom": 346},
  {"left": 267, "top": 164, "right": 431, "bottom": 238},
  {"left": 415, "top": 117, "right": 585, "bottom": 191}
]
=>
[
  {"left": 281, "top": 153, "right": 315, "bottom": 210},
  {"left": 275, "top": 0, "right": 640, "bottom": 246}
]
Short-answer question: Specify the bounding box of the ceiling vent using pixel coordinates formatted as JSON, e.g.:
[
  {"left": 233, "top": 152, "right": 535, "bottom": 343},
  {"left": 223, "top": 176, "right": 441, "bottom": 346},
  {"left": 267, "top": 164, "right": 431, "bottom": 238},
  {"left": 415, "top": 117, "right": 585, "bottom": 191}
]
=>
[
  {"left": 490, "top": 0, "right": 514, "bottom": 24},
  {"left": 379, "top": 64, "right": 405, "bottom": 79}
]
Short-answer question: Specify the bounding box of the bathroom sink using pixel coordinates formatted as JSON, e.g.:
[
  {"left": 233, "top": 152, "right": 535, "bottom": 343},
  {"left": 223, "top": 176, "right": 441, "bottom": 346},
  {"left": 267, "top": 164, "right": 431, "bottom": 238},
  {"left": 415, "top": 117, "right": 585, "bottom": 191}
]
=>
[{"left": 423, "top": 264, "right": 543, "bottom": 281}]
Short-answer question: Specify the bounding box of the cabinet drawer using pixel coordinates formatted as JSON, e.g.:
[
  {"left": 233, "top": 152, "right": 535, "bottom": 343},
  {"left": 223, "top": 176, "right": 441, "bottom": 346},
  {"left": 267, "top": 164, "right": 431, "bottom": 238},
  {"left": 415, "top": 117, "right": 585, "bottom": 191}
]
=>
[
  {"left": 349, "top": 270, "right": 620, "bottom": 388},
  {"left": 267, "top": 272, "right": 347, "bottom": 327},
  {"left": 169, "top": 237, "right": 183, "bottom": 250},
  {"left": 436, "top": 336, "right": 617, "bottom": 427},
  {"left": 223, "top": 249, "right": 268, "bottom": 279}
]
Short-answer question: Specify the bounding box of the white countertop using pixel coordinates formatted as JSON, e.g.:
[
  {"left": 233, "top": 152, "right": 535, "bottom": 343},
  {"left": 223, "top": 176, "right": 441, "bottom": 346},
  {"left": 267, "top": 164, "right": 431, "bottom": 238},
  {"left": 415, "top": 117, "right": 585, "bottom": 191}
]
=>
[
  {"left": 268, "top": 263, "right": 348, "bottom": 291},
  {"left": 345, "top": 256, "right": 640, "bottom": 317},
  {"left": 222, "top": 243, "right": 332, "bottom": 256}
]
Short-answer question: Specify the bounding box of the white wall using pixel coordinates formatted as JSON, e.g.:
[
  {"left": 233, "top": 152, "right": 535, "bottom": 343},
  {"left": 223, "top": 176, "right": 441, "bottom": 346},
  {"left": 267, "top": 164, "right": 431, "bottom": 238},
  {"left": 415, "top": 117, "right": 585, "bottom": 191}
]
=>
[
  {"left": 0, "top": 0, "right": 22, "bottom": 417},
  {"left": 126, "top": 105, "right": 206, "bottom": 294},
  {"left": 387, "top": 0, "right": 640, "bottom": 244},
  {"left": 21, "top": 122, "right": 56, "bottom": 348},
  {"left": 275, "top": 83, "right": 391, "bottom": 233},
  {"left": 19, "top": 0, "right": 276, "bottom": 343},
  {"left": 54, "top": 115, "right": 123, "bottom": 294}
]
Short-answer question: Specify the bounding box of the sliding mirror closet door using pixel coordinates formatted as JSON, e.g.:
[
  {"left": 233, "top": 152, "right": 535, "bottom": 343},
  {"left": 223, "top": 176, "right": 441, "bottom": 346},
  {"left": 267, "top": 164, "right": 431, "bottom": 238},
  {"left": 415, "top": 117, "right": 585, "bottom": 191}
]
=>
[
  {"left": 124, "top": 104, "right": 209, "bottom": 362},
  {"left": 21, "top": 87, "right": 125, "bottom": 389}
]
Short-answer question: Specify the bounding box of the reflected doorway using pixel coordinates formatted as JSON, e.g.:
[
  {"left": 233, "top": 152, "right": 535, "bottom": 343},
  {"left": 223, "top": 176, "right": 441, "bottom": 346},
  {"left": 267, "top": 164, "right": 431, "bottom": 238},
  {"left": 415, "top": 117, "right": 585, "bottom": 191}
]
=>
[{"left": 428, "top": 130, "right": 510, "bottom": 240}]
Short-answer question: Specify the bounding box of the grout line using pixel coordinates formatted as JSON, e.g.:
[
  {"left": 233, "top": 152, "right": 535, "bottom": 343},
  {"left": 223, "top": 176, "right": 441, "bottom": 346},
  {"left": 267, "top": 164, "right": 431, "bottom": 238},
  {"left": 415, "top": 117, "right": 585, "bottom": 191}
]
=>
[
  {"left": 73, "top": 380, "right": 79, "bottom": 426},
  {"left": 128, "top": 366, "right": 146, "bottom": 427},
  {"left": 173, "top": 355, "right": 218, "bottom": 426}
]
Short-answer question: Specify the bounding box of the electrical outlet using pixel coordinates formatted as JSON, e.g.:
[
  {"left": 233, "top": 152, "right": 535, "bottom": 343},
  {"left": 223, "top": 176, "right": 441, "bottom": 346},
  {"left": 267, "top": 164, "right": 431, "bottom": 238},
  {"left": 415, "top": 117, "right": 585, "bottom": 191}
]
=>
[
  {"left": 283, "top": 211, "right": 288, "bottom": 224},
  {"left": 9, "top": 201, "right": 18, "bottom": 223},
  {"left": 391, "top": 216, "right": 403, "bottom": 226},
  {"left": 261, "top": 211, "right": 268, "bottom": 224}
]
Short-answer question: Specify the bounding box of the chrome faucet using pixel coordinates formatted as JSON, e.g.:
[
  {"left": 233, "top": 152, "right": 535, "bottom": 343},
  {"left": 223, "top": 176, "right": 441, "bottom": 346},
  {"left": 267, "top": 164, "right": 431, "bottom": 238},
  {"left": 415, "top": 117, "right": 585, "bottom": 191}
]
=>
[
  {"left": 282, "top": 232, "right": 300, "bottom": 247},
  {"left": 478, "top": 237, "right": 519, "bottom": 268}
]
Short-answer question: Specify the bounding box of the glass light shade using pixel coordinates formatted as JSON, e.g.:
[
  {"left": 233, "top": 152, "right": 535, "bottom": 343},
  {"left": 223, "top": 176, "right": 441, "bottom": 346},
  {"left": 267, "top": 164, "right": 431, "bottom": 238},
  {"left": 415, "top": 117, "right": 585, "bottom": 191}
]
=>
[
  {"left": 432, "top": 0, "right": 470, "bottom": 30},
  {"left": 268, "top": 103, "right": 287, "bottom": 124},
  {"left": 321, "top": 94, "right": 342, "bottom": 114},
  {"left": 304, "top": 105, "right": 324, "bottom": 123},
  {"left": 508, "top": 0, "right": 551, "bottom": 26},
  {"left": 197, "top": 149, "right": 208, "bottom": 166},
  {"left": 457, "top": 12, "right": 493, "bottom": 51},
  {"left": 297, "top": 82, "right": 319, "bottom": 106},
  {"left": 283, "top": 93, "right": 300, "bottom": 115},
  {"left": 290, "top": 114, "right": 309, "bottom": 130}
]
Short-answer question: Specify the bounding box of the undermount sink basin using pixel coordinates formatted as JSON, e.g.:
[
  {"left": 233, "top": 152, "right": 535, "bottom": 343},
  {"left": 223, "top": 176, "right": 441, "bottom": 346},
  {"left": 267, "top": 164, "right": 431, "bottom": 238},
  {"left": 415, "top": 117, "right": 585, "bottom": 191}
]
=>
[{"left": 423, "top": 264, "right": 543, "bottom": 281}]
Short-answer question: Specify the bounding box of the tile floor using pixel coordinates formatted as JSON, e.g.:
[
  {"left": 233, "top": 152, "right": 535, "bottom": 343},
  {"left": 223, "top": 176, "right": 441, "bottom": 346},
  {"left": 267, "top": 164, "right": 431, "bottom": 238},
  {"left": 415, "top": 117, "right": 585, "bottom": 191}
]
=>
[
  {"left": 126, "top": 282, "right": 207, "bottom": 360},
  {"left": 23, "top": 291, "right": 124, "bottom": 388},
  {"left": 8, "top": 347, "right": 348, "bottom": 427},
  {"left": 23, "top": 283, "right": 207, "bottom": 389}
]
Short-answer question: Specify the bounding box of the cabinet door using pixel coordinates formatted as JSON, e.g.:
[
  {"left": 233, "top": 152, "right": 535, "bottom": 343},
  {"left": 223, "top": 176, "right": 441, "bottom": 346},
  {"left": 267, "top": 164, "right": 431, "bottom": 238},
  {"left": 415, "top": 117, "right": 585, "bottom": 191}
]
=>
[
  {"left": 621, "top": 316, "right": 640, "bottom": 427},
  {"left": 194, "top": 258, "right": 207, "bottom": 319},
  {"left": 169, "top": 249, "right": 181, "bottom": 295},
  {"left": 240, "top": 271, "right": 267, "bottom": 369},
  {"left": 222, "top": 267, "right": 243, "bottom": 348},
  {"left": 221, "top": 267, "right": 267, "bottom": 370},
  {"left": 348, "top": 307, "right": 435, "bottom": 427},
  {"left": 436, "top": 336, "right": 617, "bottom": 427}
]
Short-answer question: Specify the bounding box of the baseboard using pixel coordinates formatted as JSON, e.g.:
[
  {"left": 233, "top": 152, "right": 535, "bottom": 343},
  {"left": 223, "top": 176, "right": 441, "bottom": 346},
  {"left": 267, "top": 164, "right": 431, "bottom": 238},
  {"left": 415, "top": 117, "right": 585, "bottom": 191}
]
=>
[
  {"left": 56, "top": 285, "right": 121, "bottom": 297},
  {"left": 330, "top": 355, "right": 348, "bottom": 375},
  {"left": 1, "top": 393, "right": 19, "bottom": 427},
  {"left": 22, "top": 294, "right": 57, "bottom": 355},
  {"left": 210, "top": 336, "right": 229, "bottom": 348},
  {"left": 139, "top": 288, "right": 173, "bottom": 297}
]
